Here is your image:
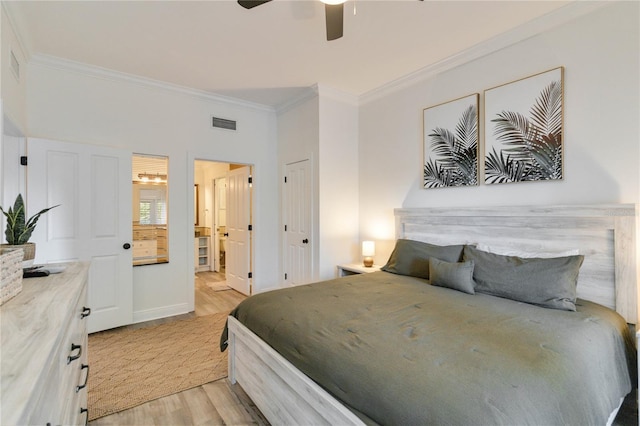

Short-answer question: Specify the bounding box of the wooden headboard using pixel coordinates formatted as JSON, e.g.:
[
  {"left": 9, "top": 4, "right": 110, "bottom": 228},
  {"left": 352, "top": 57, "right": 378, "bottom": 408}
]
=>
[{"left": 395, "top": 204, "right": 639, "bottom": 324}]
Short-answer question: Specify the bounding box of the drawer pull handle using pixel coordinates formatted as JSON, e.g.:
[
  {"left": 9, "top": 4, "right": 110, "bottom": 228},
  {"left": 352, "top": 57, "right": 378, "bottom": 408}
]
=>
[
  {"left": 80, "top": 407, "right": 89, "bottom": 426},
  {"left": 68, "top": 343, "right": 82, "bottom": 364},
  {"left": 80, "top": 306, "right": 91, "bottom": 319},
  {"left": 76, "top": 364, "right": 90, "bottom": 392}
]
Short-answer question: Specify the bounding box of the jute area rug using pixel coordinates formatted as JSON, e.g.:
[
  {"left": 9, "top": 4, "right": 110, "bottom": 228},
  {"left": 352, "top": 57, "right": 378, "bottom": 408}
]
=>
[{"left": 87, "top": 313, "right": 228, "bottom": 421}]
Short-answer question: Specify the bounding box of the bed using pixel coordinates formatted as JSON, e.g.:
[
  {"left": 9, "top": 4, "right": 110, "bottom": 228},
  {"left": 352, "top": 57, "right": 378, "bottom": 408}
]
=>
[{"left": 220, "top": 204, "right": 639, "bottom": 425}]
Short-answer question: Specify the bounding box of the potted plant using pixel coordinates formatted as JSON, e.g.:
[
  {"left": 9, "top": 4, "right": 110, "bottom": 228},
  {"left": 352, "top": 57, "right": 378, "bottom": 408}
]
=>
[{"left": 0, "top": 194, "right": 59, "bottom": 267}]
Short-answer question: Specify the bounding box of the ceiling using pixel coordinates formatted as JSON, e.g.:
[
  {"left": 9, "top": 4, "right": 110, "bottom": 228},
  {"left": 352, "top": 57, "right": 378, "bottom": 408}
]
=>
[{"left": 5, "top": 0, "right": 573, "bottom": 108}]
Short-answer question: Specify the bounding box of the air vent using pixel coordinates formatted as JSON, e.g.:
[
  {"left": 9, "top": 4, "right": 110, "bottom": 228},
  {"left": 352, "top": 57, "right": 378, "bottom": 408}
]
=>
[{"left": 212, "top": 116, "right": 237, "bottom": 131}]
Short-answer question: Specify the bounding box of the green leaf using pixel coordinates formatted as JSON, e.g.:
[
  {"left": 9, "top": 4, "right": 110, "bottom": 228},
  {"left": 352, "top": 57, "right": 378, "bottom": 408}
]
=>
[{"left": 0, "top": 194, "right": 59, "bottom": 245}]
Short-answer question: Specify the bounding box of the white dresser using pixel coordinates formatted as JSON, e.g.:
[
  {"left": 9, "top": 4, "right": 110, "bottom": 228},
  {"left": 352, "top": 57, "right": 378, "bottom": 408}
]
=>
[{"left": 1, "top": 262, "right": 91, "bottom": 425}]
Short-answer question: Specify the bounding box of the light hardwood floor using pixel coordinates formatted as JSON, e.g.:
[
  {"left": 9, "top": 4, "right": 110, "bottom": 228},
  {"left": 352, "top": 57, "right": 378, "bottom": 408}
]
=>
[{"left": 89, "top": 271, "right": 269, "bottom": 426}]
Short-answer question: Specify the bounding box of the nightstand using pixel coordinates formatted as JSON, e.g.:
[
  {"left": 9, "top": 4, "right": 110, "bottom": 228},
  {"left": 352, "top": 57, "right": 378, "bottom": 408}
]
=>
[{"left": 337, "top": 263, "right": 381, "bottom": 277}]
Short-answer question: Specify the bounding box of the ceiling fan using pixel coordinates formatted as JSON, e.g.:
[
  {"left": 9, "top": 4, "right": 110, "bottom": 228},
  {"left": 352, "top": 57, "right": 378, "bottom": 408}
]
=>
[{"left": 238, "top": 0, "right": 346, "bottom": 41}]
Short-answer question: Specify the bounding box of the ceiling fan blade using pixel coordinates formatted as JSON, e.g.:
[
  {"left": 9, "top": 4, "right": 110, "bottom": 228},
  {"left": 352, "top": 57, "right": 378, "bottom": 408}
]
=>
[
  {"left": 238, "top": 0, "right": 272, "bottom": 10},
  {"left": 325, "top": 3, "right": 344, "bottom": 41}
]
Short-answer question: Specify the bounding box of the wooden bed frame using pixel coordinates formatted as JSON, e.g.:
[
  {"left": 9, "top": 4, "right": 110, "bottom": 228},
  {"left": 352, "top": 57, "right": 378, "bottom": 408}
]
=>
[{"left": 227, "top": 204, "right": 639, "bottom": 425}]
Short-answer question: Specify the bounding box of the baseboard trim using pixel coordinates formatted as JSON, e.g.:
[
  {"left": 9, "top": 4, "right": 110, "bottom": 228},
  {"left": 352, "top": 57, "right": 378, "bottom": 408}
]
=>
[{"left": 133, "top": 303, "right": 190, "bottom": 324}]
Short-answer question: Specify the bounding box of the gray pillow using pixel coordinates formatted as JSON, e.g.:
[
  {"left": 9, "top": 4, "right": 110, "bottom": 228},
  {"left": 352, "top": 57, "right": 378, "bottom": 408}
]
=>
[
  {"left": 381, "top": 239, "right": 464, "bottom": 279},
  {"left": 463, "top": 245, "right": 584, "bottom": 311},
  {"left": 429, "top": 258, "right": 475, "bottom": 295}
]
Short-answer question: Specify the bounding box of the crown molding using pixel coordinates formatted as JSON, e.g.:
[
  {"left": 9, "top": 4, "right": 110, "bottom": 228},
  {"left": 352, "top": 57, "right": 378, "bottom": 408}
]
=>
[
  {"left": 316, "top": 83, "right": 359, "bottom": 107},
  {"left": 29, "top": 54, "right": 275, "bottom": 113},
  {"left": 275, "top": 83, "right": 359, "bottom": 115},
  {"left": 275, "top": 86, "right": 319, "bottom": 115},
  {"left": 359, "top": 1, "right": 610, "bottom": 105}
]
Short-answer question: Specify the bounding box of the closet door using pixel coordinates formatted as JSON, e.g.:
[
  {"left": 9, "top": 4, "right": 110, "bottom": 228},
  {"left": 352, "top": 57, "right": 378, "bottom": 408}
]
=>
[
  {"left": 27, "top": 138, "right": 133, "bottom": 333},
  {"left": 283, "top": 159, "right": 312, "bottom": 286}
]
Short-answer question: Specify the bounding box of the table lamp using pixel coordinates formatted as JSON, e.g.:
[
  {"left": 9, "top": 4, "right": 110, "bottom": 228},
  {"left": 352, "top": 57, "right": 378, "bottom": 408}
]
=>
[{"left": 362, "top": 241, "right": 375, "bottom": 267}]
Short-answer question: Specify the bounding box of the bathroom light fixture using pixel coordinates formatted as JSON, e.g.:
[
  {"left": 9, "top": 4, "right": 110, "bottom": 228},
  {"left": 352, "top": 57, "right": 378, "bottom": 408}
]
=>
[
  {"left": 362, "top": 241, "right": 375, "bottom": 267},
  {"left": 138, "top": 172, "right": 167, "bottom": 183}
]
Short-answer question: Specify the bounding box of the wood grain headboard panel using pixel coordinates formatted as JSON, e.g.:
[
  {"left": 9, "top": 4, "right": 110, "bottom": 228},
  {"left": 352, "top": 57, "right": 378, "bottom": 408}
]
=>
[{"left": 395, "top": 204, "right": 639, "bottom": 324}]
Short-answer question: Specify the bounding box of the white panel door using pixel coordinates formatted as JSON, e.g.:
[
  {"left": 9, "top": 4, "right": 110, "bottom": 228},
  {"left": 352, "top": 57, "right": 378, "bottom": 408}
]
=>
[
  {"left": 27, "top": 138, "right": 133, "bottom": 333},
  {"left": 284, "top": 160, "right": 312, "bottom": 286},
  {"left": 213, "top": 177, "right": 227, "bottom": 272},
  {"left": 226, "top": 167, "right": 251, "bottom": 295}
]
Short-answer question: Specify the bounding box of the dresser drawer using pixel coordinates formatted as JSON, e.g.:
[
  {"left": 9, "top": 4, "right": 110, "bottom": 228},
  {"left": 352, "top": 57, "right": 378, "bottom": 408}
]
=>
[
  {"left": 62, "top": 334, "right": 89, "bottom": 425},
  {"left": 0, "top": 262, "right": 90, "bottom": 426},
  {"left": 60, "top": 284, "right": 90, "bottom": 425}
]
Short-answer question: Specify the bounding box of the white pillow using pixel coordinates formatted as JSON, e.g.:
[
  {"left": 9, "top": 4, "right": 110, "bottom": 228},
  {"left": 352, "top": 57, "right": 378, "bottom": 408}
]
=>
[{"left": 475, "top": 243, "right": 579, "bottom": 259}]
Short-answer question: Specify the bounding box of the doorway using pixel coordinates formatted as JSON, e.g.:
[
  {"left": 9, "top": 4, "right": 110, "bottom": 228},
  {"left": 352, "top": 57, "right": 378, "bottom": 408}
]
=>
[{"left": 194, "top": 160, "right": 253, "bottom": 314}]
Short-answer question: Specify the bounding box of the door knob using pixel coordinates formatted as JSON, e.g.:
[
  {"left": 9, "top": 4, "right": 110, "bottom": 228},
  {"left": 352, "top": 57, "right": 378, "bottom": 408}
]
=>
[
  {"left": 123, "top": 243, "right": 131, "bottom": 250},
  {"left": 302, "top": 238, "right": 309, "bottom": 244},
  {"left": 224, "top": 233, "right": 229, "bottom": 237}
]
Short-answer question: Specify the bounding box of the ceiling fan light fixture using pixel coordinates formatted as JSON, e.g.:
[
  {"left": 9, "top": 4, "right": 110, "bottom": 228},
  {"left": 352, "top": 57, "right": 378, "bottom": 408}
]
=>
[{"left": 238, "top": 0, "right": 345, "bottom": 41}]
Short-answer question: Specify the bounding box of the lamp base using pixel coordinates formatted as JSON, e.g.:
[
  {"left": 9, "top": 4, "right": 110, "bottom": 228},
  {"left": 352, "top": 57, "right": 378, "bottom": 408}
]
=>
[{"left": 363, "top": 257, "right": 373, "bottom": 267}]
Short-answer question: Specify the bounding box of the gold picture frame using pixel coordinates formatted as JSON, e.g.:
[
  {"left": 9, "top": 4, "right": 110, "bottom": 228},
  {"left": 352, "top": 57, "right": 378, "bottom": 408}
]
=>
[
  {"left": 483, "top": 67, "right": 564, "bottom": 184},
  {"left": 422, "top": 93, "right": 479, "bottom": 189}
]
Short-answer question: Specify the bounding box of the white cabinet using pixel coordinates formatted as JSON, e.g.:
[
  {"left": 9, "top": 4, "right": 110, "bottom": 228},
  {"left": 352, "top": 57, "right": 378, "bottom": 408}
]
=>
[
  {"left": 133, "top": 239, "right": 157, "bottom": 259},
  {"left": 195, "top": 236, "right": 211, "bottom": 272},
  {"left": 1, "top": 262, "right": 91, "bottom": 425},
  {"left": 132, "top": 226, "right": 167, "bottom": 266}
]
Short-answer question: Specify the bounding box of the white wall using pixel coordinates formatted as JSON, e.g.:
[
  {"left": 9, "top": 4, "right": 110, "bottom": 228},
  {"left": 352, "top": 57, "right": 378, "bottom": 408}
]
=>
[
  {"left": 277, "top": 92, "right": 319, "bottom": 283},
  {"left": 26, "top": 58, "right": 279, "bottom": 322},
  {"left": 318, "top": 87, "right": 359, "bottom": 277},
  {"left": 358, "top": 2, "right": 640, "bottom": 265},
  {"left": 1, "top": 3, "right": 28, "bottom": 221},
  {"left": 1, "top": 4, "right": 27, "bottom": 134},
  {"left": 277, "top": 87, "right": 360, "bottom": 282},
  {"left": 277, "top": 93, "right": 320, "bottom": 166}
]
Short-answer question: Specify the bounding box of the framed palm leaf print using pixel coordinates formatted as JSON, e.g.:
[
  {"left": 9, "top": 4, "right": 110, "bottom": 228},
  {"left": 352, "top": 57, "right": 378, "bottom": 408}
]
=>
[
  {"left": 484, "top": 67, "right": 564, "bottom": 184},
  {"left": 423, "top": 93, "right": 479, "bottom": 189}
]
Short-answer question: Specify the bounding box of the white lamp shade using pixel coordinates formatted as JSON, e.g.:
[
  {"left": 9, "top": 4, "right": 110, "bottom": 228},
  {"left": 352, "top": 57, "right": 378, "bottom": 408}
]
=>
[{"left": 362, "top": 241, "right": 375, "bottom": 257}]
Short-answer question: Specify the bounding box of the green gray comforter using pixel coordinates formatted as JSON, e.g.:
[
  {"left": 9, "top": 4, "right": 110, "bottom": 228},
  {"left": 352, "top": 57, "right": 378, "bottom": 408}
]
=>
[{"left": 221, "top": 271, "right": 635, "bottom": 425}]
